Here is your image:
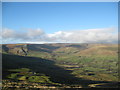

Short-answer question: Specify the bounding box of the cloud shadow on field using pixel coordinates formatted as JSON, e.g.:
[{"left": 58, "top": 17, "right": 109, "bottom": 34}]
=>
[{"left": 2, "top": 53, "right": 119, "bottom": 88}]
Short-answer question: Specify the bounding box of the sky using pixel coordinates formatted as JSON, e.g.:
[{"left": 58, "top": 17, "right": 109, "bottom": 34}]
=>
[
  {"left": 2, "top": 0, "right": 119, "bottom": 2},
  {"left": 2, "top": 2, "right": 118, "bottom": 44}
]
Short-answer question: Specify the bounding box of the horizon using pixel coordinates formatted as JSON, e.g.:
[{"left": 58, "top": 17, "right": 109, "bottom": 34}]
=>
[
  {"left": 1, "top": 42, "right": 118, "bottom": 45},
  {"left": 2, "top": 2, "right": 118, "bottom": 44}
]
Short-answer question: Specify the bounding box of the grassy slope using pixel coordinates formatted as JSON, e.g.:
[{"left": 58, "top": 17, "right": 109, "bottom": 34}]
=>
[
  {"left": 3, "top": 53, "right": 112, "bottom": 88},
  {"left": 2, "top": 43, "right": 119, "bottom": 88},
  {"left": 52, "top": 44, "right": 118, "bottom": 82}
]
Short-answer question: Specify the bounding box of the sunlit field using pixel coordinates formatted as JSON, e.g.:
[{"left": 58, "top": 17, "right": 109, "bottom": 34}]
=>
[{"left": 2, "top": 44, "right": 119, "bottom": 89}]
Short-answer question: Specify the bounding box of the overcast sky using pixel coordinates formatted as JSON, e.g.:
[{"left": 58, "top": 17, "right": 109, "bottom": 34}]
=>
[{"left": 2, "top": 2, "right": 118, "bottom": 44}]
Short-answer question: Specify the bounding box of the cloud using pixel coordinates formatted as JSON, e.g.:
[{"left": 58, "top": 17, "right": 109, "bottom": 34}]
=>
[
  {"left": 2, "top": 28, "right": 46, "bottom": 43},
  {"left": 2, "top": 27, "right": 118, "bottom": 44},
  {"left": 2, "top": 28, "right": 15, "bottom": 39},
  {"left": 47, "top": 27, "right": 118, "bottom": 43}
]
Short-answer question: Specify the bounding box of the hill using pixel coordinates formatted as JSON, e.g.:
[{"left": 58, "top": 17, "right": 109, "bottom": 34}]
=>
[{"left": 2, "top": 43, "right": 119, "bottom": 88}]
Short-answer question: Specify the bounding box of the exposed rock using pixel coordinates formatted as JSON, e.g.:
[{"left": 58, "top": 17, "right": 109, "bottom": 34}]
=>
[{"left": 2, "top": 44, "right": 28, "bottom": 56}]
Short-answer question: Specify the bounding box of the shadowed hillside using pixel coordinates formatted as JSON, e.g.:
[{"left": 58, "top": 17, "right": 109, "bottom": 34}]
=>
[{"left": 2, "top": 43, "right": 119, "bottom": 88}]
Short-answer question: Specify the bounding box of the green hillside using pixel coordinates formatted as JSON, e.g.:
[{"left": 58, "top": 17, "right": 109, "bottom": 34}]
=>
[{"left": 2, "top": 43, "right": 119, "bottom": 89}]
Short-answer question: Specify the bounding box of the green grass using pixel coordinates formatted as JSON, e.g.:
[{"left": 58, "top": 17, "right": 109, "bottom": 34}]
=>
[
  {"left": 2, "top": 44, "right": 119, "bottom": 88},
  {"left": 7, "top": 67, "right": 54, "bottom": 84},
  {"left": 27, "top": 51, "right": 52, "bottom": 59}
]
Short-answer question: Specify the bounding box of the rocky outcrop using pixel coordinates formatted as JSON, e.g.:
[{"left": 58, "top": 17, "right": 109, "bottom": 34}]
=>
[
  {"left": 2, "top": 44, "right": 28, "bottom": 56},
  {"left": 16, "top": 47, "right": 28, "bottom": 56}
]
